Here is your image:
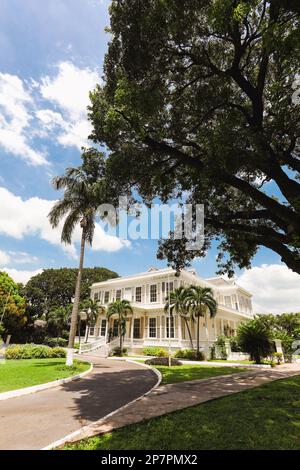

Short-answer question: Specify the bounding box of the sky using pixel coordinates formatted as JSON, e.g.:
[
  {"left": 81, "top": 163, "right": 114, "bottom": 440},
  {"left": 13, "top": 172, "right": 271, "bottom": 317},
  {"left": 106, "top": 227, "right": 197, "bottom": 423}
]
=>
[{"left": 0, "top": 0, "right": 299, "bottom": 314}]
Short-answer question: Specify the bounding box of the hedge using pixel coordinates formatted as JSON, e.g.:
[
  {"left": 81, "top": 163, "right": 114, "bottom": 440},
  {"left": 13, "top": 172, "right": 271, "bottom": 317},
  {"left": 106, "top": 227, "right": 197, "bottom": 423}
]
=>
[
  {"left": 142, "top": 346, "right": 168, "bottom": 357},
  {"left": 5, "top": 344, "right": 66, "bottom": 360}
]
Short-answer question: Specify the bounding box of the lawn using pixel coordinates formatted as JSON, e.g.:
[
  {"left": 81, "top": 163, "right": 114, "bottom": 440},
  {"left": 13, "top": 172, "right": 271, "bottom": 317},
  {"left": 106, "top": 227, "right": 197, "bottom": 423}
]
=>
[
  {"left": 64, "top": 374, "right": 300, "bottom": 450},
  {"left": 0, "top": 359, "right": 90, "bottom": 393},
  {"left": 154, "top": 365, "right": 248, "bottom": 385}
]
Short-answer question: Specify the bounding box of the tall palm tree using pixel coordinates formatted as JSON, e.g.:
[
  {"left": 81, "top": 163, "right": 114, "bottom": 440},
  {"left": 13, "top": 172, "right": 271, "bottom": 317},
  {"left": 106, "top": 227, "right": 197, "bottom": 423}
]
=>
[
  {"left": 80, "top": 299, "right": 104, "bottom": 343},
  {"left": 164, "top": 286, "right": 194, "bottom": 349},
  {"left": 186, "top": 286, "right": 217, "bottom": 359},
  {"left": 107, "top": 300, "right": 133, "bottom": 355},
  {"left": 48, "top": 150, "right": 107, "bottom": 365}
]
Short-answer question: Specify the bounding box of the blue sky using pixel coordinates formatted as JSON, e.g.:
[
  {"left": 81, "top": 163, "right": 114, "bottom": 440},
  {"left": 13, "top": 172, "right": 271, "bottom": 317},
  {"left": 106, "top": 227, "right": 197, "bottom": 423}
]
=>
[{"left": 0, "top": 0, "right": 299, "bottom": 313}]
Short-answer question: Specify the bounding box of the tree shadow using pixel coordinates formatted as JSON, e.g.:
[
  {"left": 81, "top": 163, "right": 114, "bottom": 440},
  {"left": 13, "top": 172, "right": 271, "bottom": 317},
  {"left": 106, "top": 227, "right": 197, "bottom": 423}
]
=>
[{"left": 60, "top": 361, "right": 157, "bottom": 423}]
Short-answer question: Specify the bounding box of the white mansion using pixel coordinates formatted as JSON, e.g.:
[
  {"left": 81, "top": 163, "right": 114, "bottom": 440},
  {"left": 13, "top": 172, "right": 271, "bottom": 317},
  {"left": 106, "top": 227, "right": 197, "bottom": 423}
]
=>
[{"left": 86, "top": 267, "right": 253, "bottom": 354}]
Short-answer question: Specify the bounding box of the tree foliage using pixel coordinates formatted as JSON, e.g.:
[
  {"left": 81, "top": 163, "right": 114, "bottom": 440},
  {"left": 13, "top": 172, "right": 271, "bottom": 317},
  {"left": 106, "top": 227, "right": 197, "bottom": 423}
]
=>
[
  {"left": 23, "top": 267, "right": 118, "bottom": 319},
  {"left": 237, "top": 318, "right": 274, "bottom": 363},
  {"left": 88, "top": 0, "right": 300, "bottom": 276},
  {"left": 0, "top": 271, "right": 26, "bottom": 340}
]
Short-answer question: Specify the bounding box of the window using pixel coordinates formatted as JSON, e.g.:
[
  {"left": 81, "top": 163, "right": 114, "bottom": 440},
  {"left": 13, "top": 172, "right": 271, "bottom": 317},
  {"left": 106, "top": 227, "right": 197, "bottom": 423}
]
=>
[
  {"left": 166, "top": 316, "right": 175, "bottom": 338},
  {"left": 162, "top": 281, "right": 174, "bottom": 297},
  {"left": 101, "top": 319, "right": 107, "bottom": 336},
  {"left": 133, "top": 318, "right": 141, "bottom": 339},
  {"left": 94, "top": 292, "right": 99, "bottom": 302},
  {"left": 135, "top": 287, "right": 142, "bottom": 302},
  {"left": 224, "top": 296, "right": 232, "bottom": 308},
  {"left": 149, "top": 318, "right": 157, "bottom": 338},
  {"left": 150, "top": 284, "right": 157, "bottom": 302},
  {"left": 113, "top": 320, "right": 119, "bottom": 337},
  {"left": 116, "top": 289, "right": 121, "bottom": 301},
  {"left": 232, "top": 294, "right": 238, "bottom": 310},
  {"left": 104, "top": 291, "right": 110, "bottom": 303}
]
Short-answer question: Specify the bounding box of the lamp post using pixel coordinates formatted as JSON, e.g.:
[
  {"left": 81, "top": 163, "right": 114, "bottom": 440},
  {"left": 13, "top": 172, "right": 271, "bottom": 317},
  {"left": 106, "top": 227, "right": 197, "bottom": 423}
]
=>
[{"left": 168, "top": 273, "right": 171, "bottom": 368}]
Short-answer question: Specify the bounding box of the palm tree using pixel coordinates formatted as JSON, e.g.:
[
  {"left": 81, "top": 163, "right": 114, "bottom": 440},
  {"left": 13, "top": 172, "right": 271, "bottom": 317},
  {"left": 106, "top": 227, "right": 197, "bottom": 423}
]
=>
[
  {"left": 186, "top": 286, "right": 217, "bottom": 359},
  {"left": 48, "top": 150, "right": 107, "bottom": 365},
  {"left": 48, "top": 305, "right": 71, "bottom": 337},
  {"left": 80, "top": 299, "right": 104, "bottom": 343},
  {"left": 164, "top": 287, "right": 194, "bottom": 349},
  {"left": 107, "top": 300, "right": 133, "bottom": 355}
]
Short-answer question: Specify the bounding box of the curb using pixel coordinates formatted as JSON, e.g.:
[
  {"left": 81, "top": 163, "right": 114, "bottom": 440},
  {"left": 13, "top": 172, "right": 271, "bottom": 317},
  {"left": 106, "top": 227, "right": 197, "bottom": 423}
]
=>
[
  {"left": 0, "top": 362, "right": 93, "bottom": 401},
  {"left": 42, "top": 358, "right": 162, "bottom": 450}
]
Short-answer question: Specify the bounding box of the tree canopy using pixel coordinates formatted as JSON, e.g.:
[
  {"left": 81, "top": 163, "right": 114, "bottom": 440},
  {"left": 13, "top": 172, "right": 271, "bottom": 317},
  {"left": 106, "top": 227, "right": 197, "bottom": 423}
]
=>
[
  {"left": 88, "top": 0, "right": 300, "bottom": 276},
  {"left": 0, "top": 271, "right": 26, "bottom": 340},
  {"left": 23, "top": 267, "right": 118, "bottom": 318}
]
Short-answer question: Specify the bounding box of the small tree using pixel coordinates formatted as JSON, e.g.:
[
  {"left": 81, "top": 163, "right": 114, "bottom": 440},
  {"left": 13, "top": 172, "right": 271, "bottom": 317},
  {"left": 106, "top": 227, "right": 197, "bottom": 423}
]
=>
[
  {"left": 80, "top": 299, "right": 103, "bottom": 343},
  {"left": 186, "top": 286, "right": 217, "bottom": 359},
  {"left": 107, "top": 300, "right": 133, "bottom": 355},
  {"left": 237, "top": 319, "right": 274, "bottom": 364},
  {"left": 165, "top": 286, "right": 194, "bottom": 349}
]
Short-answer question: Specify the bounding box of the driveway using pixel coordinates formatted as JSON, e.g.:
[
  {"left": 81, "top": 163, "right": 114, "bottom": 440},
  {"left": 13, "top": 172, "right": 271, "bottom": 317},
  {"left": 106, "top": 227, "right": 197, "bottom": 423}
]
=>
[{"left": 0, "top": 357, "right": 157, "bottom": 450}]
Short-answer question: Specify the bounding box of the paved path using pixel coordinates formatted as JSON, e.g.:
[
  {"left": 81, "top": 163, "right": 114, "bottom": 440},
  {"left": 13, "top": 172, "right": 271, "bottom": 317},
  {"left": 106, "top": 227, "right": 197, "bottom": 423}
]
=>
[
  {"left": 60, "top": 362, "right": 300, "bottom": 446},
  {"left": 0, "top": 357, "right": 157, "bottom": 450}
]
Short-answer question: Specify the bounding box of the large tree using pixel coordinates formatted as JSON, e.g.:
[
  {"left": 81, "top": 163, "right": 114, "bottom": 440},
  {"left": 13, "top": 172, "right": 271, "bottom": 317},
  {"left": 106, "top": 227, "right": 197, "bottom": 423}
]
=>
[
  {"left": 23, "top": 267, "right": 118, "bottom": 320},
  {"left": 88, "top": 0, "right": 300, "bottom": 276}
]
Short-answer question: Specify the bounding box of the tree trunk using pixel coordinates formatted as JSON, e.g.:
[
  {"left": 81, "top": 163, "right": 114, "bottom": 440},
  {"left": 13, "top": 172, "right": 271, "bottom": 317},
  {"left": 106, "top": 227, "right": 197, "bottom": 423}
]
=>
[
  {"left": 85, "top": 325, "right": 89, "bottom": 343},
  {"left": 184, "top": 317, "right": 194, "bottom": 349},
  {"left": 119, "top": 317, "right": 123, "bottom": 356},
  {"left": 67, "top": 225, "right": 86, "bottom": 364},
  {"left": 196, "top": 315, "right": 200, "bottom": 358}
]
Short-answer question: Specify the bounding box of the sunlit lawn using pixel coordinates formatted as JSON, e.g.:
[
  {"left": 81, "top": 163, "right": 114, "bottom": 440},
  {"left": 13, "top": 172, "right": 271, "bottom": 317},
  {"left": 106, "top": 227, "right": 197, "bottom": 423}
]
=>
[
  {"left": 155, "top": 365, "right": 248, "bottom": 385},
  {"left": 64, "top": 375, "right": 300, "bottom": 450},
  {"left": 0, "top": 359, "right": 90, "bottom": 393}
]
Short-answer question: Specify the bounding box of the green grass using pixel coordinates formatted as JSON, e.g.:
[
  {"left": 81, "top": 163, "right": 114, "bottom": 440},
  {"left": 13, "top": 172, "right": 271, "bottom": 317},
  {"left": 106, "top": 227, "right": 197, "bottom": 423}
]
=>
[
  {"left": 155, "top": 365, "right": 248, "bottom": 385},
  {"left": 64, "top": 374, "right": 300, "bottom": 450},
  {"left": 0, "top": 359, "right": 90, "bottom": 393}
]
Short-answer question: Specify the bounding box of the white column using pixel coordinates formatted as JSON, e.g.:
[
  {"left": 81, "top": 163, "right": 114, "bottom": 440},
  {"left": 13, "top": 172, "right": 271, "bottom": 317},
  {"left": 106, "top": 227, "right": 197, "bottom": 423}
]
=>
[
  {"left": 178, "top": 315, "right": 182, "bottom": 347},
  {"left": 130, "top": 314, "right": 134, "bottom": 348},
  {"left": 221, "top": 317, "right": 224, "bottom": 335}
]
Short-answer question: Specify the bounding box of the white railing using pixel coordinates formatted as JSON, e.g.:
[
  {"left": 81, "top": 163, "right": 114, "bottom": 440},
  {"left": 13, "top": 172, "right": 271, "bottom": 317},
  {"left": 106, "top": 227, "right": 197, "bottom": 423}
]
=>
[{"left": 78, "top": 336, "right": 106, "bottom": 354}]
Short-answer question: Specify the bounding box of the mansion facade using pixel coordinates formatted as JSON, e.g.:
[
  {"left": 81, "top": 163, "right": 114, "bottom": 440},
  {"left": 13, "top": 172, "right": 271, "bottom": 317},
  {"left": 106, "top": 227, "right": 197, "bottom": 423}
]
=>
[
  {"left": 89, "top": 268, "right": 253, "bottom": 352},
  {"left": 87, "top": 267, "right": 253, "bottom": 354}
]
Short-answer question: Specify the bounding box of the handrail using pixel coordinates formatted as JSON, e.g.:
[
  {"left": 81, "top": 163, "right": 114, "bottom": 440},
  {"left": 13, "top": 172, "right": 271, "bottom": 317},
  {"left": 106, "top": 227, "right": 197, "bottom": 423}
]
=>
[{"left": 78, "top": 336, "right": 106, "bottom": 354}]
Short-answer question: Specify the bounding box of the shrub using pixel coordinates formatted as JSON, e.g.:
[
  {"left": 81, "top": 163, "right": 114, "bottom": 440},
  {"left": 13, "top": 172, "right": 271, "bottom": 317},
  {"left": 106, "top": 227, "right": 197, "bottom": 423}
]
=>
[
  {"left": 5, "top": 343, "right": 66, "bottom": 360},
  {"left": 237, "top": 320, "right": 274, "bottom": 364},
  {"left": 209, "top": 344, "right": 216, "bottom": 360},
  {"left": 145, "top": 357, "right": 182, "bottom": 366},
  {"left": 216, "top": 335, "right": 228, "bottom": 360},
  {"left": 142, "top": 346, "right": 168, "bottom": 357},
  {"left": 273, "top": 352, "right": 283, "bottom": 365},
  {"left": 110, "top": 346, "right": 128, "bottom": 357},
  {"left": 44, "top": 337, "right": 68, "bottom": 348},
  {"left": 174, "top": 349, "right": 205, "bottom": 361},
  {"left": 229, "top": 336, "right": 242, "bottom": 352}
]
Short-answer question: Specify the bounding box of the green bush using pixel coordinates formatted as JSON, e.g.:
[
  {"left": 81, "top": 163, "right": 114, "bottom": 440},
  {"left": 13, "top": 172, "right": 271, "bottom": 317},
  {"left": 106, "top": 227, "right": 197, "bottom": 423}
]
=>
[
  {"left": 142, "top": 346, "right": 168, "bottom": 357},
  {"left": 110, "top": 346, "right": 128, "bottom": 357},
  {"left": 145, "top": 357, "right": 182, "bottom": 366},
  {"left": 237, "top": 320, "right": 274, "bottom": 364},
  {"left": 216, "top": 336, "right": 228, "bottom": 360},
  {"left": 5, "top": 344, "right": 66, "bottom": 360},
  {"left": 229, "top": 336, "right": 242, "bottom": 352},
  {"left": 174, "top": 349, "right": 205, "bottom": 361},
  {"left": 44, "top": 337, "right": 68, "bottom": 348}
]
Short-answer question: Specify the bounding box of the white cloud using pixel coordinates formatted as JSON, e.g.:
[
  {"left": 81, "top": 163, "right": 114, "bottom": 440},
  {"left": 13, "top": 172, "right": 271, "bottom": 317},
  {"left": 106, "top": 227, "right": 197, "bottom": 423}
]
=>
[
  {"left": 0, "top": 186, "right": 130, "bottom": 259},
  {"left": 39, "top": 61, "right": 99, "bottom": 149},
  {"left": 8, "top": 251, "right": 39, "bottom": 265},
  {"left": 2, "top": 268, "right": 43, "bottom": 285},
  {"left": 237, "top": 264, "right": 300, "bottom": 314},
  {"left": 0, "top": 62, "right": 100, "bottom": 165},
  {"left": 0, "top": 73, "right": 48, "bottom": 166},
  {"left": 40, "top": 62, "right": 98, "bottom": 120},
  {"left": 0, "top": 250, "right": 10, "bottom": 266}
]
